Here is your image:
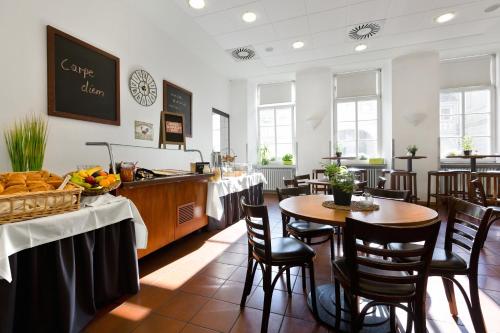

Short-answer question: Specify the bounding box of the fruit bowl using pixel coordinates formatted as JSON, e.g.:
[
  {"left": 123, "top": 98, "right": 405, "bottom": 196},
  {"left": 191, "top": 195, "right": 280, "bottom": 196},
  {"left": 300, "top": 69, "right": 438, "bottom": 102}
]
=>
[{"left": 67, "top": 167, "right": 121, "bottom": 196}]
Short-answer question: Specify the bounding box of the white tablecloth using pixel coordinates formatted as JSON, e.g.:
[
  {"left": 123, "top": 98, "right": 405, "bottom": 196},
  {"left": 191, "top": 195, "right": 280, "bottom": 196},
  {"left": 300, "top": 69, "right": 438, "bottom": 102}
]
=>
[
  {"left": 206, "top": 173, "right": 267, "bottom": 220},
  {"left": 0, "top": 194, "right": 147, "bottom": 282}
]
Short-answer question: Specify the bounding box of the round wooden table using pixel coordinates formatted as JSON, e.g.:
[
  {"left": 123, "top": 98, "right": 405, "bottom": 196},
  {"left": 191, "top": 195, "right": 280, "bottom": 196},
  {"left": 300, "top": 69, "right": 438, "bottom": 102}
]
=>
[{"left": 279, "top": 194, "right": 438, "bottom": 332}]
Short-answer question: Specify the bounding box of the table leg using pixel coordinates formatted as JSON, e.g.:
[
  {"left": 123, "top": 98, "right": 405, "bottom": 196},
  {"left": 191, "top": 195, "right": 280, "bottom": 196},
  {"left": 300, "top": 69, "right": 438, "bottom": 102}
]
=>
[
  {"left": 407, "top": 159, "right": 413, "bottom": 172},
  {"left": 337, "top": 159, "right": 341, "bottom": 166},
  {"left": 307, "top": 284, "right": 390, "bottom": 332},
  {"left": 470, "top": 158, "right": 477, "bottom": 172}
]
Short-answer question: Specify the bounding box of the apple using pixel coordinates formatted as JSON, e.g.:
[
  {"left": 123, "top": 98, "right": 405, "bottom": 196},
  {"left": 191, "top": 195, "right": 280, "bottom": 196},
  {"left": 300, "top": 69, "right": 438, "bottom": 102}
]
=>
[{"left": 85, "top": 176, "right": 96, "bottom": 185}]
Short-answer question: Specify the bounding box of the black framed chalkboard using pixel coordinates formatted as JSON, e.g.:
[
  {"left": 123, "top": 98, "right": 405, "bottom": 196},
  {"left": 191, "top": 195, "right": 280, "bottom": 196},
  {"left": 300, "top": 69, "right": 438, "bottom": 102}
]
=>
[
  {"left": 163, "top": 80, "right": 192, "bottom": 137},
  {"left": 47, "top": 26, "right": 120, "bottom": 125},
  {"left": 159, "top": 111, "right": 185, "bottom": 147}
]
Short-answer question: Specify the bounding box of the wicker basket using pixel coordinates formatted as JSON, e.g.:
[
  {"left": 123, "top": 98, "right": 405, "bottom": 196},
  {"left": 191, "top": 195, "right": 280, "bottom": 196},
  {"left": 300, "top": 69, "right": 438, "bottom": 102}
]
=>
[{"left": 0, "top": 185, "right": 82, "bottom": 224}]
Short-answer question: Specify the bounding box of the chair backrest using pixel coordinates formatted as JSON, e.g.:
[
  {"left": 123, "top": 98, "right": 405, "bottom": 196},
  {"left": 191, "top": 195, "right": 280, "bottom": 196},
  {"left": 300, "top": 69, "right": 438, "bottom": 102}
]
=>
[
  {"left": 377, "top": 176, "right": 386, "bottom": 189},
  {"left": 312, "top": 169, "right": 325, "bottom": 179},
  {"left": 294, "top": 174, "right": 310, "bottom": 186},
  {"left": 468, "top": 179, "right": 487, "bottom": 207},
  {"left": 445, "top": 197, "right": 493, "bottom": 271},
  {"left": 348, "top": 168, "right": 368, "bottom": 182},
  {"left": 240, "top": 197, "right": 272, "bottom": 263},
  {"left": 283, "top": 177, "right": 296, "bottom": 187},
  {"left": 476, "top": 171, "right": 500, "bottom": 202},
  {"left": 364, "top": 187, "right": 411, "bottom": 202},
  {"left": 276, "top": 186, "right": 311, "bottom": 202},
  {"left": 343, "top": 217, "right": 441, "bottom": 298}
]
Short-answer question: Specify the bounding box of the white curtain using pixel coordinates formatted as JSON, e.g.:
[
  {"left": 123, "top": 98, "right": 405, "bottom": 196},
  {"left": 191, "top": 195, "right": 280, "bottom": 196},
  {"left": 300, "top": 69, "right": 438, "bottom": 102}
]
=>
[
  {"left": 335, "top": 70, "right": 379, "bottom": 98},
  {"left": 258, "top": 82, "right": 293, "bottom": 105},
  {"left": 440, "top": 55, "right": 494, "bottom": 89}
]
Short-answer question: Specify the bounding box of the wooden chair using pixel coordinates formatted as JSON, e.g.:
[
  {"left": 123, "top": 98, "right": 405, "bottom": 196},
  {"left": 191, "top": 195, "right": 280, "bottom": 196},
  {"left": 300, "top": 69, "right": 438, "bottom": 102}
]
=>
[
  {"left": 377, "top": 176, "right": 386, "bottom": 189},
  {"left": 348, "top": 168, "right": 368, "bottom": 182},
  {"left": 312, "top": 168, "right": 328, "bottom": 194},
  {"left": 468, "top": 178, "right": 500, "bottom": 248},
  {"left": 283, "top": 177, "right": 295, "bottom": 188},
  {"left": 390, "top": 171, "right": 418, "bottom": 203},
  {"left": 363, "top": 187, "right": 411, "bottom": 202},
  {"left": 476, "top": 171, "right": 500, "bottom": 206},
  {"left": 294, "top": 174, "right": 310, "bottom": 187},
  {"left": 426, "top": 171, "right": 458, "bottom": 207},
  {"left": 333, "top": 217, "right": 440, "bottom": 333},
  {"left": 276, "top": 186, "right": 337, "bottom": 263},
  {"left": 240, "top": 197, "right": 318, "bottom": 333},
  {"left": 389, "top": 198, "right": 493, "bottom": 333}
]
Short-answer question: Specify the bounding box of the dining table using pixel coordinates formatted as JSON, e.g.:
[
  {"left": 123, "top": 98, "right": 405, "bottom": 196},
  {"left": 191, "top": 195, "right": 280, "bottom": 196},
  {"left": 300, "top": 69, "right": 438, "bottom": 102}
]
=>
[
  {"left": 445, "top": 154, "right": 500, "bottom": 172},
  {"left": 279, "top": 194, "right": 438, "bottom": 332},
  {"left": 394, "top": 155, "right": 427, "bottom": 172}
]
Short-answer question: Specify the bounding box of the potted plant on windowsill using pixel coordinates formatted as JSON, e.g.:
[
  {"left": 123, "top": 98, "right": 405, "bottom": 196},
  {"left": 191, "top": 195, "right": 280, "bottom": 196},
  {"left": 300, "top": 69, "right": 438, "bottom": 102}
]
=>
[
  {"left": 335, "top": 143, "right": 343, "bottom": 157},
  {"left": 461, "top": 136, "right": 474, "bottom": 156},
  {"left": 406, "top": 145, "right": 418, "bottom": 157},
  {"left": 258, "top": 145, "right": 270, "bottom": 165},
  {"left": 325, "top": 164, "right": 355, "bottom": 206},
  {"left": 282, "top": 153, "right": 293, "bottom": 165}
]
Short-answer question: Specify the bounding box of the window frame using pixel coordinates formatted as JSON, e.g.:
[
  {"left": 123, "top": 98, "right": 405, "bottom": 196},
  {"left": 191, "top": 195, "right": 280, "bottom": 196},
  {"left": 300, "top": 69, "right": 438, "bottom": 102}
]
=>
[
  {"left": 333, "top": 95, "right": 382, "bottom": 158},
  {"left": 257, "top": 103, "right": 296, "bottom": 162},
  {"left": 439, "top": 85, "right": 496, "bottom": 163},
  {"left": 212, "top": 108, "right": 230, "bottom": 153}
]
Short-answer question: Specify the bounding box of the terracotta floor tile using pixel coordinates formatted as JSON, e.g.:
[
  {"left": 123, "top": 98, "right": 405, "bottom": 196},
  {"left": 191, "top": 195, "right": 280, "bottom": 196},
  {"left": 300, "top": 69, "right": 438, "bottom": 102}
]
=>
[
  {"left": 181, "top": 323, "right": 218, "bottom": 333},
  {"left": 279, "top": 316, "right": 328, "bottom": 333},
  {"left": 225, "top": 243, "right": 248, "bottom": 254},
  {"left": 132, "top": 313, "right": 186, "bottom": 333},
  {"left": 285, "top": 293, "right": 316, "bottom": 322},
  {"left": 155, "top": 291, "right": 210, "bottom": 322},
  {"left": 190, "top": 299, "right": 241, "bottom": 333},
  {"left": 228, "top": 266, "right": 263, "bottom": 285},
  {"left": 84, "top": 303, "right": 148, "bottom": 333},
  {"left": 258, "top": 270, "right": 297, "bottom": 292},
  {"left": 126, "top": 283, "right": 176, "bottom": 310},
  {"left": 213, "top": 279, "right": 256, "bottom": 304},
  {"left": 216, "top": 252, "right": 248, "bottom": 266},
  {"left": 229, "top": 307, "right": 283, "bottom": 333},
  {"left": 200, "top": 262, "right": 239, "bottom": 280},
  {"left": 180, "top": 274, "right": 225, "bottom": 297},
  {"left": 246, "top": 287, "right": 290, "bottom": 315}
]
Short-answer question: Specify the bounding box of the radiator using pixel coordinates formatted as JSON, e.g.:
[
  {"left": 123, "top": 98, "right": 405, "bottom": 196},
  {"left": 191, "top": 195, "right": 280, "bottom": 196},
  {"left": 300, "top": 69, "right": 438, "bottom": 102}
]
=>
[
  {"left": 349, "top": 165, "right": 387, "bottom": 188},
  {"left": 254, "top": 167, "right": 296, "bottom": 192}
]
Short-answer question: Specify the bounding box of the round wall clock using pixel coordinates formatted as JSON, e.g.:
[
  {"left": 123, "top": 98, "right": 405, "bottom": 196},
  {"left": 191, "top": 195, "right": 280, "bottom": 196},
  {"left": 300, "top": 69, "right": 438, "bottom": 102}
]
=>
[{"left": 129, "top": 69, "right": 157, "bottom": 106}]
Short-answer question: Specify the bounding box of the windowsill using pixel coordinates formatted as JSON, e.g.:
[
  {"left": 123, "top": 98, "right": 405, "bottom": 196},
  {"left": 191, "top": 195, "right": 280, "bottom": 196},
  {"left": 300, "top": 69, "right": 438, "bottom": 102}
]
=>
[{"left": 254, "top": 164, "right": 296, "bottom": 168}]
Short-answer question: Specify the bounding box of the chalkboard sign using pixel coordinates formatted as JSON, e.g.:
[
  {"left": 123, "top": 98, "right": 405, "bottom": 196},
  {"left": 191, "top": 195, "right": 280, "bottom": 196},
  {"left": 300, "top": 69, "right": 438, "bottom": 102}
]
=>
[
  {"left": 47, "top": 26, "right": 120, "bottom": 125},
  {"left": 163, "top": 80, "right": 192, "bottom": 137},
  {"left": 159, "top": 111, "right": 185, "bottom": 147}
]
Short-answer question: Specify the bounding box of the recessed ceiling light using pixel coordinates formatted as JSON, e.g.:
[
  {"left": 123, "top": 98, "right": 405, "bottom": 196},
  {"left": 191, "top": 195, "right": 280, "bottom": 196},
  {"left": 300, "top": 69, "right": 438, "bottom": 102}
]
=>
[
  {"left": 292, "top": 41, "right": 304, "bottom": 49},
  {"left": 485, "top": 3, "right": 500, "bottom": 13},
  {"left": 354, "top": 44, "right": 367, "bottom": 52},
  {"left": 435, "top": 12, "right": 455, "bottom": 24},
  {"left": 188, "top": 0, "right": 205, "bottom": 9},
  {"left": 242, "top": 12, "right": 257, "bottom": 23}
]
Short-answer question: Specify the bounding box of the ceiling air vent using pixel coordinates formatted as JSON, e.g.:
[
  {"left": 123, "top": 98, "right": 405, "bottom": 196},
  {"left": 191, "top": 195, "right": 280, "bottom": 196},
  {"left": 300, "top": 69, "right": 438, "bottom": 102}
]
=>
[
  {"left": 227, "top": 46, "right": 257, "bottom": 62},
  {"left": 348, "top": 21, "right": 383, "bottom": 40}
]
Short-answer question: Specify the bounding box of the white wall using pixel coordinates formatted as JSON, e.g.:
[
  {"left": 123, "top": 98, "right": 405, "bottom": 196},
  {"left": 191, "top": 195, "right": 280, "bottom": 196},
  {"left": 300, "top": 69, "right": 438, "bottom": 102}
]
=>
[
  {"left": 392, "top": 52, "right": 440, "bottom": 200},
  {"left": 295, "top": 68, "right": 333, "bottom": 174},
  {"left": 229, "top": 80, "right": 248, "bottom": 162},
  {"left": 0, "top": 0, "right": 229, "bottom": 174}
]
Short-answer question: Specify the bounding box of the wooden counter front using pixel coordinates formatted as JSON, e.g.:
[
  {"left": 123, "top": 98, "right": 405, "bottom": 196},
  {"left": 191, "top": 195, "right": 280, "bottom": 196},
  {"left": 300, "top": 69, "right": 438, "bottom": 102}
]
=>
[{"left": 116, "top": 174, "right": 211, "bottom": 258}]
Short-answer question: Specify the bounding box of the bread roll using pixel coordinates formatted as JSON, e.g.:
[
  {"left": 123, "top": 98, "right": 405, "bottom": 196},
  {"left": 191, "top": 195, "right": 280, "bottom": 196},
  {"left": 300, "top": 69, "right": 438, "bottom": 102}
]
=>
[
  {"left": 3, "top": 185, "right": 29, "bottom": 195},
  {"left": 7, "top": 173, "right": 27, "bottom": 182},
  {"left": 0, "top": 183, "right": 4, "bottom": 194},
  {"left": 6, "top": 180, "right": 25, "bottom": 187}
]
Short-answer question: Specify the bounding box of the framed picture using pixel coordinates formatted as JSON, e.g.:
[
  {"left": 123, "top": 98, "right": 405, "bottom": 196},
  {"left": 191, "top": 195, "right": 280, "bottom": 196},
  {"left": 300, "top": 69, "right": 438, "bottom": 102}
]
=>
[
  {"left": 159, "top": 111, "right": 185, "bottom": 147},
  {"left": 134, "top": 121, "right": 154, "bottom": 141},
  {"left": 47, "top": 25, "right": 120, "bottom": 125},
  {"left": 163, "top": 80, "right": 192, "bottom": 137}
]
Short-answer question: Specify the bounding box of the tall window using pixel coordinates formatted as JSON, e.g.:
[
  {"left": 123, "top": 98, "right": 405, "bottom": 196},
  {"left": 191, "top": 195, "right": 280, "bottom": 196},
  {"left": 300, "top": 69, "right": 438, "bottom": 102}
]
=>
[
  {"left": 334, "top": 70, "right": 380, "bottom": 157},
  {"left": 212, "top": 109, "right": 229, "bottom": 153},
  {"left": 440, "top": 89, "right": 492, "bottom": 157},
  {"left": 257, "top": 82, "right": 295, "bottom": 160},
  {"left": 439, "top": 55, "right": 495, "bottom": 158}
]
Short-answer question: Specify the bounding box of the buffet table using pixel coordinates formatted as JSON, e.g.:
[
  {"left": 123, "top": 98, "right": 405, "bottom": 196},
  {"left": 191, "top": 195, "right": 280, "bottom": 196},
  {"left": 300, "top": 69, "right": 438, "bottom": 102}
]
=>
[
  {"left": 0, "top": 195, "right": 147, "bottom": 333},
  {"left": 207, "top": 173, "right": 266, "bottom": 229}
]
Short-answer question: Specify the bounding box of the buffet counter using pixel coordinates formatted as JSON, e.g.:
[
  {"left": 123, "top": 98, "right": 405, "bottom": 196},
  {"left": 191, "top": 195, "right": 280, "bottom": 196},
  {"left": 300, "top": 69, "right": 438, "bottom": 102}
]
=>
[{"left": 207, "top": 173, "right": 266, "bottom": 229}]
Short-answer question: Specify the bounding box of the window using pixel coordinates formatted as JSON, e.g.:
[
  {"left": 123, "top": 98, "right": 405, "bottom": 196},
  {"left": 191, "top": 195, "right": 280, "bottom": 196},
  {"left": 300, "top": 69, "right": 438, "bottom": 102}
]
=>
[
  {"left": 212, "top": 109, "right": 229, "bottom": 153},
  {"left": 334, "top": 70, "right": 380, "bottom": 157},
  {"left": 439, "top": 88, "right": 493, "bottom": 157},
  {"left": 257, "top": 82, "right": 295, "bottom": 160}
]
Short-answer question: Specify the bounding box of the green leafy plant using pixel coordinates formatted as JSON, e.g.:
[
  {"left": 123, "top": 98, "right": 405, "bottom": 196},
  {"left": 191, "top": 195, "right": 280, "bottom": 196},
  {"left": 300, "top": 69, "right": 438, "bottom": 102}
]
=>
[
  {"left": 335, "top": 143, "right": 343, "bottom": 153},
  {"left": 461, "top": 136, "right": 474, "bottom": 151},
  {"left": 258, "top": 145, "right": 270, "bottom": 165},
  {"left": 330, "top": 167, "right": 355, "bottom": 194},
  {"left": 4, "top": 115, "right": 48, "bottom": 171},
  {"left": 282, "top": 154, "right": 293, "bottom": 162},
  {"left": 406, "top": 145, "right": 418, "bottom": 155}
]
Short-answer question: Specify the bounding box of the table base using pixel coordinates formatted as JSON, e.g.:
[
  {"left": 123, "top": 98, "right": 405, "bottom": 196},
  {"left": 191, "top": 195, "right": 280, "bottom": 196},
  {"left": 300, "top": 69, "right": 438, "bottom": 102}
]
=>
[{"left": 307, "top": 284, "right": 391, "bottom": 332}]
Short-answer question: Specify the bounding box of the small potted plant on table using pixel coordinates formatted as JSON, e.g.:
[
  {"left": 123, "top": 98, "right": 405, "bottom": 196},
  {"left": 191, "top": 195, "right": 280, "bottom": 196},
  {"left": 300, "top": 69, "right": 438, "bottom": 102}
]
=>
[
  {"left": 406, "top": 145, "right": 418, "bottom": 157},
  {"left": 335, "top": 143, "right": 343, "bottom": 157},
  {"left": 282, "top": 153, "right": 293, "bottom": 165},
  {"left": 325, "top": 164, "right": 355, "bottom": 206},
  {"left": 461, "top": 136, "right": 474, "bottom": 156}
]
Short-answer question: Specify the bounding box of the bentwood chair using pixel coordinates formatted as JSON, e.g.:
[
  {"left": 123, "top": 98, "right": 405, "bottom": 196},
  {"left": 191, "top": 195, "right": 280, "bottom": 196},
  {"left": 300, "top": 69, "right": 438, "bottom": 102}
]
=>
[
  {"left": 240, "top": 197, "right": 317, "bottom": 333},
  {"left": 283, "top": 177, "right": 295, "bottom": 187},
  {"left": 468, "top": 178, "right": 500, "bottom": 248},
  {"left": 294, "top": 174, "right": 311, "bottom": 188},
  {"left": 276, "top": 186, "right": 337, "bottom": 268},
  {"left": 390, "top": 198, "right": 493, "bottom": 333},
  {"left": 364, "top": 187, "right": 411, "bottom": 202},
  {"left": 333, "top": 217, "right": 440, "bottom": 333}
]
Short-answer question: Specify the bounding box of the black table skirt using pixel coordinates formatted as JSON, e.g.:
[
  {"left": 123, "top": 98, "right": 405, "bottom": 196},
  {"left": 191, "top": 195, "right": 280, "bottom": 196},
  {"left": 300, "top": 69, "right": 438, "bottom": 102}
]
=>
[
  {"left": 209, "top": 183, "right": 264, "bottom": 230},
  {"left": 0, "top": 219, "right": 140, "bottom": 333}
]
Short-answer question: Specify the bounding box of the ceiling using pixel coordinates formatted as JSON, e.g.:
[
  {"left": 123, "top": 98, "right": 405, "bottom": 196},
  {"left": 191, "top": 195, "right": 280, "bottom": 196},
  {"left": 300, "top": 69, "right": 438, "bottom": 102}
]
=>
[{"left": 157, "top": 0, "right": 500, "bottom": 79}]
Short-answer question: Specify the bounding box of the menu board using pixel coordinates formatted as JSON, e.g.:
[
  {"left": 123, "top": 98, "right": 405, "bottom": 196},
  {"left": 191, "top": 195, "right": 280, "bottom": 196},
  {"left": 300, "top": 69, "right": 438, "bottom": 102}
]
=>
[
  {"left": 159, "top": 111, "right": 185, "bottom": 147},
  {"left": 47, "top": 26, "right": 120, "bottom": 125},
  {"left": 163, "top": 80, "right": 192, "bottom": 137}
]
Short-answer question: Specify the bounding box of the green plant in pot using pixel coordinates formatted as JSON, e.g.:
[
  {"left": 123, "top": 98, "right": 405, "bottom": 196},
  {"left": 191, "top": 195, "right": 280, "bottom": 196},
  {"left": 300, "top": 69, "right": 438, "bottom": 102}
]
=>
[
  {"left": 406, "top": 144, "right": 418, "bottom": 157},
  {"left": 461, "top": 136, "right": 474, "bottom": 156},
  {"left": 325, "top": 164, "right": 355, "bottom": 206},
  {"left": 4, "top": 115, "right": 48, "bottom": 171},
  {"left": 282, "top": 153, "right": 293, "bottom": 165},
  {"left": 335, "top": 143, "right": 343, "bottom": 157},
  {"left": 258, "top": 145, "right": 270, "bottom": 165}
]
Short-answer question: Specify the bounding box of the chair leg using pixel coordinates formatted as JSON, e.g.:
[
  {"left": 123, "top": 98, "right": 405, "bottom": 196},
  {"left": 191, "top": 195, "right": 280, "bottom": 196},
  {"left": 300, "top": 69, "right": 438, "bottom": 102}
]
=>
[
  {"left": 389, "top": 305, "right": 397, "bottom": 333},
  {"left": 330, "top": 234, "right": 335, "bottom": 261},
  {"left": 335, "top": 279, "right": 342, "bottom": 331},
  {"left": 285, "top": 268, "right": 292, "bottom": 295},
  {"left": 240, "top": 257, "right": 255, "bottom": 307},
  {"left": 349, "top": 295, "right": 359, "bottom": 333},
  {"left": 301, "top": 265, "right": 307, "bottom": 291},
  {"left": 308, "top": 261, "right": 318, "bottom": 315},
  {"left": 441, "top": 277, "right": 458, "bottom": 317},
  {"left": 413, "top": 294, "right": 427, "bottom": 333},
  {"left": 469, "top": 274, "right": 487, "bottom": 333},
  {"left": 261, "top": 264, "right": 273, "bottom": 333},
  {"left": 336, "top": 227, "right": 342, "bottom": 250},
  {"left": 406, "top": 302, "right": 413, "bottom": 333}
]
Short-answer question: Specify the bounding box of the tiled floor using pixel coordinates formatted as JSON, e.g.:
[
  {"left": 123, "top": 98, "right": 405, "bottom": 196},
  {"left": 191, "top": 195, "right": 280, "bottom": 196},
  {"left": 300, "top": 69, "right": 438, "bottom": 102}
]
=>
[{"left": 85, "top": 194, "right": 500, "bottom": 333}]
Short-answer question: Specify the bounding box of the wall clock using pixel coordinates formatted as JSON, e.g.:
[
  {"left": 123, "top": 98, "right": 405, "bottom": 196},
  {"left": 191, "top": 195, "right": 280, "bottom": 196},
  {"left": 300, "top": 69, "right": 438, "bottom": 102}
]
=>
[{"left": 129, "top": 69, "right": 157, "bottom": 106}]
